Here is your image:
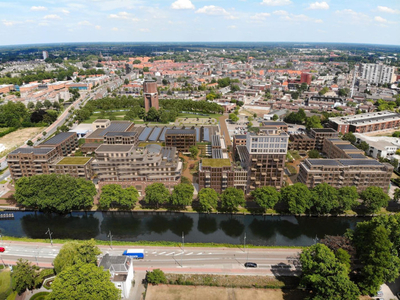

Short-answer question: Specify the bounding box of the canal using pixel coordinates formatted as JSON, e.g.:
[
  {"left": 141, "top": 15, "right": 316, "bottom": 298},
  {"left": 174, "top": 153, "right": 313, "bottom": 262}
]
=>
[{"left": 0, "top": 211, "right": 369, "bottom": 246}]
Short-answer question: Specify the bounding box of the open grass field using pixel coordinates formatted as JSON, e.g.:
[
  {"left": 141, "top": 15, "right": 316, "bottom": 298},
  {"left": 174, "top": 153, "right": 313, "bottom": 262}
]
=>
[
  {"left": 0, "top": 269, "right": 12, "bottom": 300},
  {"left": 0, "top": 127, "right": 44, "bottom": 157},
  {"left": 146, "top": 285, "right": 307, "bottom": 300}
]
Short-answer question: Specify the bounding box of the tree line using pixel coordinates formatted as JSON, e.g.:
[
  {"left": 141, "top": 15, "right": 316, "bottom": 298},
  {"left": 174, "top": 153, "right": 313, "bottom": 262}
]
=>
[{"left": 301, "top": 213, "right": 400, "bottom": 298}]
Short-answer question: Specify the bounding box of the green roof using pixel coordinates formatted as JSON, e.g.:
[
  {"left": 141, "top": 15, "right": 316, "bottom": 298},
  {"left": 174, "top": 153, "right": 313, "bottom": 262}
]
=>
[
  {"left": 202, "top": 158, "right": 231, "bottom": 167},
  {"left": 138, "top": 142, "right": 163, "bottom": 147},
  {"left": 56, "top": 157, "right": 91, "bottom": 165}
]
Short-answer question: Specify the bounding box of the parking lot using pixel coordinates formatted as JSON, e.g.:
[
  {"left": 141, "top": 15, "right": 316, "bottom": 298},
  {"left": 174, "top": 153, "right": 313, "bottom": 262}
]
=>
[{"left": 225, "top": 114, "right": 261, "bottom": 139}]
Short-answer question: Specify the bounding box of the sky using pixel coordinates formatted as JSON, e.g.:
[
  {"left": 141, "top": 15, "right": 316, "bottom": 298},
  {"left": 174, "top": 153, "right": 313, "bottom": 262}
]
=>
[{"left": 0, "top": 0, "right": 399, "bottom": 46}]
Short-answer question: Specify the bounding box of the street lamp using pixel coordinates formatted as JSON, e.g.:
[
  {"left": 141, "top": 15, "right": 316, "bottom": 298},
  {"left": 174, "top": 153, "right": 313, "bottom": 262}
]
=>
[
  {"left": 107, "top": 231, "right": 113, "bottom": 249},
  {"left": 45, "top": 228, "right": 53, "bottom": 246},
  {"left": 243, "top": 232, "right": 246, "bottom": 252},
  {"left": 181, "top": 232, "right": 185, "bottom": 268}
]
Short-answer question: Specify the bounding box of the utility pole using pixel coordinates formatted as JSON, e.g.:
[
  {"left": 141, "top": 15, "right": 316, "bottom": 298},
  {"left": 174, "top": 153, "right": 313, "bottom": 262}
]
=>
[
  {"left": 181, "top": 232, "right": 184, "bottom": 268},
  {"left": 45, "top": 228, "right": 53, "bottom": 246},
  {"left": 107, "top": 231, "right": 113, "bottom": 249},
  {"left": 243, "top": 232, "right": 246, "bottom": 252}
]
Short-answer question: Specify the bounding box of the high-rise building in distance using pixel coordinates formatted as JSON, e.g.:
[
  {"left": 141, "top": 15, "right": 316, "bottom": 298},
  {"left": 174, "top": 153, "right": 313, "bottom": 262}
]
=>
[
  {"left": 360, "top": 63, "right": 395, "bottom": 84},
  {"left": 42, "top": 51, "right": 49, "bottom": 60}
]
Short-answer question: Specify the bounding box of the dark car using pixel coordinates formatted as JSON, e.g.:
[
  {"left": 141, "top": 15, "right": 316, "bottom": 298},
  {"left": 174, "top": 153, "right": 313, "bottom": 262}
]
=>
[
  {"left": 244, "top": 262, "right": 257, "bottom": 268},
  {"left": 0, "top": 247, "right": 5, "bottom": 252}
]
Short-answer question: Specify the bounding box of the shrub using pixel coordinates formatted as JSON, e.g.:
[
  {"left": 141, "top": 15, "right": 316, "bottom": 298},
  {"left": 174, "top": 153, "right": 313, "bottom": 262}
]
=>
[{"left": 146, "top": 269, "right": 167, "bottom": 285}]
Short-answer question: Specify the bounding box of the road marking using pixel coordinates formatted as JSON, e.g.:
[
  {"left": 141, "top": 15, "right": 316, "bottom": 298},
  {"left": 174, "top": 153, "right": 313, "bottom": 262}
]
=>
[
  {"left": 174, "top": 252, "right": 183, "bottom": 256},
  {"left": 197, "top": 253, "right": 203, "bottom": 255},
  {"left": 185, "top": 252, "right": 193, "bottom": 256},
  {"left": 165, "top": 252, "right": 175, "bottom": 256},
  {"left": 159, "top": 252, "right": 166, "bottom": 255},
  {"left": 152, "top": 252, "right": 157, "bottom": 254}
]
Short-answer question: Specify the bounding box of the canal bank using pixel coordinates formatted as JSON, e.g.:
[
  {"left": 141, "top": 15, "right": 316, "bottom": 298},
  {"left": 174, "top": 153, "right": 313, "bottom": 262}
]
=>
[{"left": 0, "top": 211, "right": 369, "bottom": 247}]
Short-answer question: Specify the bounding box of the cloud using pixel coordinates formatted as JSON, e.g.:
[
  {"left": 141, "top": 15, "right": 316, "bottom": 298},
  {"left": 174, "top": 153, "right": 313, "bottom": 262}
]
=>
[
  {"left": 281, "top": 13, "right": 322, "bottom": 23},
  {"left": 95, "top": 25, "right": 101, "bottom": 30},
  {"left": 250, "top": 12, "right": 271, "bottom": 21},
  {"left": 108, "top": 11, "right": 139, "bottom": 21},
  {"left": 43, "top": 14, "right": 61, "bottom": 20},
  {"left": 31, "top": 6, "right": 47, "bottom": 11},
  {"left": 195, "top": 5, "right": 236, "bottom": 19},
  {"left": 261, "top": 0, "right": 292, "bottom": 6},
  {"left": 2, "top": 20, "right": 14, "bottom": 27},
  {"left": 139, "top": 28, "right": 150, "bottom": 32},
  {"left": 62, "top": 9, "right": 70, "bottom": 15},
  {"left": 171, "top": 0, "right": 195, "bottom": 10},
  {"left": 377, "top": 6, "right": 400, "bottom": 14},
  {"left": 38, "top": 22, "right": 49, "bottom": 26},
  {"left": 112, "top": 27, "right": 119, "bottom": 31},
  {"left": 374, "top": 16, "right": 397, "bottom": 24},
  {"left": 335, "top": 9, "right": 369, "bottom": 23},
  {"left": 227, "top": 25, "right": 236, "bottom": 29},
  {"left": 273, "top": 10, "right": 288, "bottom": 15},
  {"left": 308, "top": 2, "right": 329, "bottom": 10},
  {"left": 78, "top": 20, "right": 92, "bottom": 26}
]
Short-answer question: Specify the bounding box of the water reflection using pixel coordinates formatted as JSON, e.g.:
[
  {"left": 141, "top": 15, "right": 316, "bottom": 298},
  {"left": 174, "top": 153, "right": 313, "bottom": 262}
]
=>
[
  {"left": 2, "top": 211, "right": 368, "bottom": 246},
  {"left": 219, "top": 217, "right": 245, "bottom": 238}
]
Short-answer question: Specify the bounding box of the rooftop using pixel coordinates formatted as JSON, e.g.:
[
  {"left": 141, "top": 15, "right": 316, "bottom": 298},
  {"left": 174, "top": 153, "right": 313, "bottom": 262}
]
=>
[
  {"left": 311, "top": 128, "right": 337, "bottom": 133},
  {"left": 329, "top": 111, "right": 400, "bottom": 126},
  {"left": 105, "top": 131, "right": 137, "bottom": 137},
  {"left": 202, "top": 158, "right": 231, "bottom": 167},
  {"left": 56, "top": 157, "right": 92, "bottom": 165},
  {"left": 41, "top": 132, "right": 76, "bottom": 145},
  {"left": 96, "top": 144, "right": 134, "bottom": 152},
  {"left": 165, "top": 129, "right": 196, "bottom": 135},
  {"left": 9, "top": 147, "right": 55, "bottom": 155}
]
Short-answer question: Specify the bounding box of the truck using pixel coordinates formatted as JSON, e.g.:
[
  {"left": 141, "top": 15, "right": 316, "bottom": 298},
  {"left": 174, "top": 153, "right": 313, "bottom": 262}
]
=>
[{"left": 122, "top": 249, "right": 144, "bottom": 259}]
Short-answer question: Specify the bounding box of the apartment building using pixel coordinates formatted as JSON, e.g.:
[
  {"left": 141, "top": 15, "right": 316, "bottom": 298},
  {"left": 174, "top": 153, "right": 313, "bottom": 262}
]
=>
[
  {"left": 329, "top": 111, "right": 400, "bottom": 134},
  {"left": 298, "top": 158, "right": 393, "bottom": 192},
  {"left": 48, "top": 157, "right": 94, "bottom": 180},
  {"left": 309, "top": 128, "right": 339, "bottom": 150},
  {"left": 7, "top": 147, "right": 59, "bottom": 180},
  {"left": 85, "top": 121, "right": 135, "bottom": 143},
  {"left": 104, "top": 132, "right": 138, "bottom": 145},
  {"left": 288, "top": 134, "right": 316, "bottom": 151},
  {"left": 37, "top": 132, "right": 78, "bottom": 156},
  {"left": 322, "top": 138, "right": 365, "bottom": 159},
  {"left": 260, "top": 121, "right": 288, "bottom": 132},
  {"left": 165, "top": 128, "right": 196, "bottom": 152},
  {"left": 93, "top": 144, "right": 182, "bottom": 194},
  {"left": 244, "top": 129, "right": 289, "bottom": 191},
  {"left": 198, "top": 158, "right": 234, "bottom": 193},
  {"left": 360, "top": 63, "right": 395, "bottom": 84},
  {"left": 233, "top": 134, "right": 247, "bottom": 158}
]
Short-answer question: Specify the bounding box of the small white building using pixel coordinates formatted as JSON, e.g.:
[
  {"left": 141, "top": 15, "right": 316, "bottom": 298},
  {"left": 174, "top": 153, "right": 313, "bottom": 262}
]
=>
[
  {"left": 98, "top": 254, "right": 134, "bottom": 299},
  {"left": 354, "top": 133, "right": 400, "bottom": 159}
]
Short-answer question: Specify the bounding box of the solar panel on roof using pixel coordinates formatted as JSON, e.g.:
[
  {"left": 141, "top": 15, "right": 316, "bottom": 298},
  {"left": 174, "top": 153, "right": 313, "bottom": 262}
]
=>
[
  {"left": 308, "top": 159, "right": 341, "bottom": 166},
  {"left": 159, "top": 127, "right": 168, "bottom": 141},
  {"left": 339, "top": 159, "right": 381, "bottom": 166},
  {"left": 203, "top": 127, "right": 210, "bottom": 142},
  {"left": 41, "top": 132, "right": 75, "bottom": 145},
  {"left": 148, "top": 127, "right": 162, "bottom": 141},
  {"left": 139, "top": 127, "right": 153, "bottom": 141},
  {"left": 195, "top": 127, "right": 200, "bottom": 142}
]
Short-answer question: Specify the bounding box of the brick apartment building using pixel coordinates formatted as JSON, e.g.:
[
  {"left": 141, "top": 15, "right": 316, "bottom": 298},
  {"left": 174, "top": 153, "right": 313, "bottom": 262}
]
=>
[
  {"left": 308, "top": 128, "right": 339, "bottom": 150},
  {"left": 36, "top": 132, "right": 78, "bottom": 156},
  {"left": 329, "top": 111, "right": 400, "bottom": 134},
  {"left": 93, "top": 144, "right": 182, "bottom": 194},
  {"left": 104, "top": 132, "right": 138, "bottom": 145},
  {"left": 322, "top": 138, "right": 365, "bottom": 159},
  {"left": 165, "top": 128, "right": 196, "bottom": 152},
  {"left": 288, "top": 134, "right": 316, "bottom": 151},
  {"left": 198, "top": 158, "right": 234, "bottom": 193},
  {"left": 48, "top": 157, "right": 94, "bottom": 180}
]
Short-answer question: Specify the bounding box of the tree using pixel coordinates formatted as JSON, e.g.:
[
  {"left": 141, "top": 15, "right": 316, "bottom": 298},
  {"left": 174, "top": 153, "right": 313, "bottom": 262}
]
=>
[
  {"left": 335, "top": 248, "right": 351, "bottom": 272},
  {"left": 251, "top": 186, "right": 280, "bottom": 212},
  {"left": 35, "top": 101, "right": 43, "bottom": 111},
  {"left": 53, "top": 101, "right": 60, "bottom": 110},
  {"left": 124, "top": 78, "right": 129, "bottom": 85},
  {"left": 311, "top": 183, "right": 339, "bottom": 214},
  {"left": 357, "top": 141, "right": 369, "bottom": 152},
  {"left": 27, "top": 140, "right": 33, "bottom": 146},
  {"left": 14, "top": 174, "right": 96, "bottom": 213},
  {"left": 12, "top": 259, "right": 40, "bottom": 294},
  {"left": 342, "top": 132, "right": 356, "bottom": 144},
  {"left": 299, "top": 244, "right": 360, "bottom": 300},
  {"left": 305, "top": 115, "right": 323, "bottom": 130},
  {"left": 360, "top": 186, "right": 390, "bottom": 213},
  {"left": 319, "top": 86, "right": 329, "bottom": 95},
  {"left": 53, "top": 240, "right": 101, "bottom": 274},
  {"left": 272, "top": 114, "right": 279, "bottom": 121},
  {"left": 146, "top": 107, "right": 159, "bottom": 122},
  {"left": 189, "top": 146, "right": 199, "bottom": 159},
  {"left": 143, "top": 67, "right": 149, "bottom": 72},
  {"left": 99, "top": 184, "right": 139, "bottom": 209},
  {"left": 48, "top": 263, "right": 121, "bottom": 300},
  {"left": 27, "top": 102, "right": 35, "bottom": 110},
  {"left": 43, "top": 99, "right": 52, "bottom": 109},
  {"left": 337, "top": 186, "right": 359, "bottom": 212},
  {"left": 198, "top": 188, "right": 219, "bottom": 212},
  {"left": 144, "top": 183, "right": 170, "bottom": 208},
  {"left": 229, "top": 113, "right": 239, "bottom": 123},
  {"left": 169, "top": 183, "right": 194, "bottom": 207},
  {"left": 220, "top": 187, "right": 245, "bottom": 212},
  {"left": 394, "top": 188, "right": 400, "bottom": 202},
  {"left": 280, "top": 183, "right": 312, "bottom": 214},
  {"left": 146, "top": 269, "right": 167, "bottom": 285},
  {"left": 308, "top": 149, "right": 320, "bottom": 158}
]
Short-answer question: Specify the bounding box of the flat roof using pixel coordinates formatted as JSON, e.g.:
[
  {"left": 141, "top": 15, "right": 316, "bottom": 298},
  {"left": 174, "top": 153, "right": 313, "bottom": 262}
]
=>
[
  {"left": 336, "top": 144, "right": 360, "bottom": 150},
  {"left": 330, "top": 111, "right": 400, "bottom": 126},
  {"left": 9, "top": 147, "right": 54, "bottom": 155},
  {"left": 41, "top": 132, "right": 76, "bottom": 145},
  {"left": 86, "top": 121, "right": 133, "bottom": 139},
  {"left": 262, "top": 121, "right": 287, "bottom": 126},
  {"left": 202, "top": 158, "right": 231, "bottom": 167},
  {"left": 96, "top": 144, "right": 134, "bottom": 152},
  {"left": 234, "top": 135, "right": 247, "bottom": 139},
  {"left": 105, "top": 131, "right": 137, "bottom": 137},
  {"left": 339, "top": 159, "right": 382, "bottom": 166},
  {"left": 308, "top": 159, "right": 341, "bottom": 166},
  {"left": 311, "top": 128, "right": 337, "bottom": 133},
  {"left": 348, "top": 153, "right": 367, "bottom": 159},
  {"left": 165, "top": 129, "right": 196, "bottom": 135},
  {"left": 56, "top": 157, "right": 91, "bottom": 165}
]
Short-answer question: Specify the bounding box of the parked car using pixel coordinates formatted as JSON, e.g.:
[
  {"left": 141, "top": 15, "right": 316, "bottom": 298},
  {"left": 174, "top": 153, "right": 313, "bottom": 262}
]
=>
[
  {"left": 244, "top": 262, "right": 257, "bottom": 268},
  {"left": 0, "top": 247, "right": 5, "bottom": 252}
]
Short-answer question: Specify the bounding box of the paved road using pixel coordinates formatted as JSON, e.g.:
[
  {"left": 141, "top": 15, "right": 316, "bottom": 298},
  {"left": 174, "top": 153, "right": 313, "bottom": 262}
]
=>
[{"left": 0, "top": 241, "right": 301, "bottom": 275}]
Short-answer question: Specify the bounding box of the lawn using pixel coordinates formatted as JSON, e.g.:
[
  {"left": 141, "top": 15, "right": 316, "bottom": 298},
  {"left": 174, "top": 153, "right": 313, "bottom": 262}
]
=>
[
  {"left": 146, "top": 285, "right": 307, "bottom": 300},
  {"left": 0, "top": 269, "right": 12, "bottom": 300},
  {"left": 178, "top": 112, "right": 221, "bottom": 119},
  {"left": 288, "top": 150, "right": 301, "bottom": 160},
  {"left": 30, "top": 292, "right": 50, "bottom": 300},
  {"left": 202, "top": 158, "right": 231, "bottom": 167},
  {"left": 56, "top": 157, "right": 92, "bottom": 165}
]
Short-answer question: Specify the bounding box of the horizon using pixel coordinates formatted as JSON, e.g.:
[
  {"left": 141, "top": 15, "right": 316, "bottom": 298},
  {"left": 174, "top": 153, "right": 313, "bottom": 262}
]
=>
[{"left": 0, "top": 0, "right": 399, "bottom": 46}]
